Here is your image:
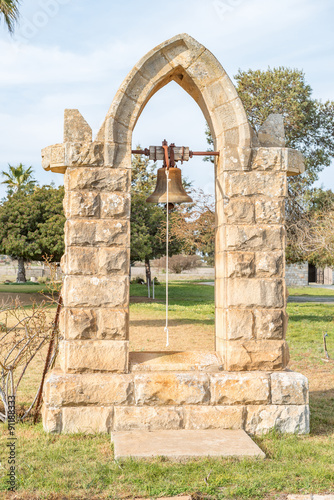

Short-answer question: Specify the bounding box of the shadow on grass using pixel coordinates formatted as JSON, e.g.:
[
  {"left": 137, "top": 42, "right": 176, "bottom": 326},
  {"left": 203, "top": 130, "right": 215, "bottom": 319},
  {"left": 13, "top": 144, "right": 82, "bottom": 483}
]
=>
[
  {"left": 310, "top": 388, "right": 334, "bottom": 435},
  {"left": 130, "top": 317, "right": 214, "bottom": 327}
]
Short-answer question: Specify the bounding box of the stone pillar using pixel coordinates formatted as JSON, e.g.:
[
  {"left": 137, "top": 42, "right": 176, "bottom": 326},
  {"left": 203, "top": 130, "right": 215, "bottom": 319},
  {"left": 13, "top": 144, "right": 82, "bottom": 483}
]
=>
[{"left": 215, "top": 134, "right": 304, "bottom": 371}]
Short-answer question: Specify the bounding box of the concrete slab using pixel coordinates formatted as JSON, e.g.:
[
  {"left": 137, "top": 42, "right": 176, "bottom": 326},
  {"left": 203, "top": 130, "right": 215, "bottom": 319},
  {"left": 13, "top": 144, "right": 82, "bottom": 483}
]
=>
[
  {"left": 129, "top": 351, "right": 223, "bottom": 372},
  {"left": 113, "top": 429, "right": 265, "bottom": 460}
]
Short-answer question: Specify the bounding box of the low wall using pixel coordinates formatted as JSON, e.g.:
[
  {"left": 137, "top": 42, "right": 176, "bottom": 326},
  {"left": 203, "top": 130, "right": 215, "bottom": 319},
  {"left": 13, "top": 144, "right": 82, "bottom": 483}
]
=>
[{"left": 285, "top": 263, "right": 308, "bottom": 287}]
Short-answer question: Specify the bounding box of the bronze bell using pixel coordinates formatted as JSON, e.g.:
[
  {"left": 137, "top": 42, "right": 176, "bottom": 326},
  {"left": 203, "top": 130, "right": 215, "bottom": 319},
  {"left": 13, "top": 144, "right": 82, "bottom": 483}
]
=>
[{"left": 146, "top": 167, "right": 193, "bottom": 204}]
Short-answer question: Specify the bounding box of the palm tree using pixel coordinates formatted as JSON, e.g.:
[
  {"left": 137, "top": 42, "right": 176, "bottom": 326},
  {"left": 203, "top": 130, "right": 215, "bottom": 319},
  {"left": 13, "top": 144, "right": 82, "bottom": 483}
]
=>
[
  {"left": 0, "top": 0, "right": 20, "bottom": 34},
  {"left": 1, "top": 164, "right": 37, "bottom": 195}
]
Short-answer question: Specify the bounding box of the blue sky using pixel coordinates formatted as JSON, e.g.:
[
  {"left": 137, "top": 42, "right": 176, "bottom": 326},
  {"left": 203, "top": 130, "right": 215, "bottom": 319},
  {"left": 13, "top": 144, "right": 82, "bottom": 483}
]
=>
[{"left": 0, "top": 0, "right": 333, "bottom": 199}]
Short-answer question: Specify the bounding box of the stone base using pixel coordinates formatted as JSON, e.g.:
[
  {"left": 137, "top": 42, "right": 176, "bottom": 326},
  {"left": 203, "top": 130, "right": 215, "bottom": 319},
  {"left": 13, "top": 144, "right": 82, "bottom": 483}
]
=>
[
  {"left": 42, "top": 366, "right": 309, "bottom": 435},
  {"left": 113, "top": 429, "right": 266, "bottom": 459}
]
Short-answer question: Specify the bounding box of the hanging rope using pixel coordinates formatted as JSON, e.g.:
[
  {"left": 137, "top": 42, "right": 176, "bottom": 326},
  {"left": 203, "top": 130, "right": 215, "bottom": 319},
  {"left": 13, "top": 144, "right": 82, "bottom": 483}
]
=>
[{"left": 164, "top": 168, "right": 170, "bottom": 347}]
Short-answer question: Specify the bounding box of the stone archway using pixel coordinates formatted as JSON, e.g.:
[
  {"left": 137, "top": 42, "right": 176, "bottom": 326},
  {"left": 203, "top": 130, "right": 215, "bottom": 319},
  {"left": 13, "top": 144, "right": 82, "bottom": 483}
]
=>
[{"left": 42, "top": 34, "right": 309, "bottom": 435}]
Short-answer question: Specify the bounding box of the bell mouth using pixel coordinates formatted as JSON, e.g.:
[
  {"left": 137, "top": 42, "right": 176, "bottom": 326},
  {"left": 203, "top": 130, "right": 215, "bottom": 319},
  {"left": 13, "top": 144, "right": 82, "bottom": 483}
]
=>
[{"left": 145, "top": 167, "right": 193, "bottom": 204}]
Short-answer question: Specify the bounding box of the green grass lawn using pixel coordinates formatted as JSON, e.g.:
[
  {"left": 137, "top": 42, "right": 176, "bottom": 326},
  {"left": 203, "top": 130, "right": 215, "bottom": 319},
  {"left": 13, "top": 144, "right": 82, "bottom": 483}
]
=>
[
  {"left": 289, "top": 286, "right": 334, "bottom": 296},
  {"left": 0, "top": 282, "right": 47, "bottom": 293},
  {"left": 0, "top": 282, "right": 334, "bottom": 499}
]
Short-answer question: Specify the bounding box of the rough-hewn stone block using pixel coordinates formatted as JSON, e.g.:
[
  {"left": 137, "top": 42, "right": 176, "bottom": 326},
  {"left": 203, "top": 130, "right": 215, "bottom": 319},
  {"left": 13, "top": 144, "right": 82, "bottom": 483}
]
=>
[
  {"left": 66, "top": 219, "right": 130, "bottom": 247},
  {"left": 184, "top": 405, "right": 244, "bottom": 430},
  {"left": 227, "top": 279, "right": 284, "bottom": 308},
  {"left": 64, "top": 308, "right": 97, "bottom": 339},
  {"left": 59, "top": 340, "right": 129, "bottom": 373},
  {"left": 225, "top": 339, "right": 289, "bottom": 371},
  {"left": 67, "top": 167, "right": 130, "bottom": 192},
  {"left": 255, "top": 252, "right": 283, "bottom": 277},
  {"left": 98, "top": 247, "right": 129, "bottom": 275},
  {"left": 62, "top": 307, "right": 128, "bottom": 340},
  {"left": 64, "top": 109, "right": 92, "bottom": 143},
  {"left": 100, "top": 192, "right": 130, "bottom": 218},
  {"left": 254, "top": 309, "right": 285, "bottom": 340},
  {"left": 255, "top": 199, "right": 285, "bottom": 224},
  {"left": 226, "top": 309, "right": 254, "bottom": 340},
  {"left": 227, "top": 252, "right": 255, "bottom": 278},
  {"left": 246, "top": 404, "right": 310, "bottom": 434},
  {"left": 65, "top": 142, "right": 104, "bottom": 167},
  {"left": 97, "top": 308, "right": 128, "bottom": 340},
  {"left": 223, "top": 172, "right": 286, "bottom": 198},
  {"left": 226, "top": 226, "right": 284, "bottom": 251},
  {"left": 211, "top": 372, "right": 270, "bottom": 405},
  {"left": 251, "top": 148, "right": 282, "bottom": 171},
  {"left": 67, "top": 191, "right": 100, "bottom": 218},
  {"left": 62, "top": 407, "right": 113, "bottom": 433},
  {"left": 44, "top": 371, "right": 133, "bottom": 407},
  {"left": 114, "top": 406, "right": 184, "bottom": 431},
  {"left": 271, "top": 372, "right": 309, "bottom": 405},
  {"left": 42, "top": 405, "right": 62, "bottom": 433},
  {"left": 66, "top": 247, "right": 97, "bottom": 275},
  {"left": 224, "top": 198, "right": 255, "bottom": 224},
  {"left": 134, "top": 373, "right": 210, "bottom": 405},
  {"left": 63, "top": 276, "right": 128, "bottom": 308}
]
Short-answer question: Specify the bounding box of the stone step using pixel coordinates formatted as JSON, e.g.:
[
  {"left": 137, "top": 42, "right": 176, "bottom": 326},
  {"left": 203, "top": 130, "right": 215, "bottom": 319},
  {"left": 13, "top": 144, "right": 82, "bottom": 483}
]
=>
[
  {"left": 112, "top": 429, "right": 265, "bottom": 460},
  {"left": 129, "top": 351, "right": 223, "bottom": 372}
]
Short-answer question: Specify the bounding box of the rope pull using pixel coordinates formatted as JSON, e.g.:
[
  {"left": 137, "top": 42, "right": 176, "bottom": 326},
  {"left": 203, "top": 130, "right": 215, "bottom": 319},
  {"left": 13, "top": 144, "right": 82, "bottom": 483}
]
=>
[{"left": 165, "top": 168, "right": 170, "bottom": 348}]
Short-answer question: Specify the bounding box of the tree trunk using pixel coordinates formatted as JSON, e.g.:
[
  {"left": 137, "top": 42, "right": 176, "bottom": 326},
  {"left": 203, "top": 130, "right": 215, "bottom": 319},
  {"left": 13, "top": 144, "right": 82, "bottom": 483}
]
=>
[
  {"left": 17, "top": 258, "right": 26, "bottom": 283},
  {"left": 145, "top": 257, "right": 151, "bottom": 286}
]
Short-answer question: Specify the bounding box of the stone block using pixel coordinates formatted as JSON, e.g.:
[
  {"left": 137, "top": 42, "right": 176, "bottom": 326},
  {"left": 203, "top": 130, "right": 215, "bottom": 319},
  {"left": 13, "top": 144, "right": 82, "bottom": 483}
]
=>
[
  {"left": 65, "top": 142, "right": 104, "bottom": 167},
  {"left": 226, "top": 225, "right": 284, "bottom": 251},
  {"left": 63, "top": 307, "right": 128, "bottom": 341},
  {"left": 282, "top": 148, "right": 305, "bottom": 176},
  {"left": 255, "top": 199, "right": 285, "bottom": 224},
  {"left": 97, "top": 308, "right": 128, "bottom": 340},
  {"left": 44, "top": 371, "right": 133, "bottom": 407},
  {"left": 271, "top": 372, "right": 309, "bottom": 405},
  {"left": 134, "top": 373, "right": 210, "bottom": 405},
  {"left": 67, "top": 167, "right": 130, "bottom": 192},
  {"left": 100, "top": 192, "right": 130, "bottom": 218},
  {"left": 59, "top": 340, "right": 128, "bottom": 373},
  {"left": 64, "top": 109, "right": 92, "bottom": 143},
  {"left": 258, "top": 114, "right": 285, "bottom": 147},
  {"left": 227, "top": 279, "right": 284, "bottom": 308},
  {"left": 246, "top": 405, "right": 310, "bottom": 434},
  {"left": 251, "top": 147, "right": 282, "bottom": 171},
  {"left": 114, "top": 406, "right": 184, "bottom": 431},
  {"left": 226, "top": 309, "right": 254, "bottom": 340},
  {"left": 224, "top": 198, "right": 255, "bottom": 224},
  {"left": 66, "top": 219, "right": 130, "bottom": 247},
  {"left": 227, "top": 252, "right": 255, "bottom": 278},
  {"left": 98, "top": 247, "right": 129, "bottom": 275},
  {"left": 184, "top": 405, "right": 244, "bottom": 430},
  {"left": 67, "top": 191, "right": 99, "bottom": 218},
  {"left": 255, "top": 252, "right": 283, "bottom": 277},
  {"left": 64, "top": 308, "right": 97, "bottom": 339},
  {"left": 63, "top": 276, "right": 128, "bottom": 308},
  {"left": 62, "top": 407, "right": 113, "bottom": 433},
  {"left": 211, "top": 372, "right": 270, "bottom": 405},
  {"left": 254, "top": 309, "right": 285, "bottom": 340},
  {"left": 42, "top": 405, "right": 62, "bottom": 433},
  {"left": 225, "top": 339, "right": 289, "bottom": 371},
  {"left": 223, "top": 172, "right": 286, "bottom": 198},
  {"left": 66, "top": 247, "right": 97, "bottom": 275}
]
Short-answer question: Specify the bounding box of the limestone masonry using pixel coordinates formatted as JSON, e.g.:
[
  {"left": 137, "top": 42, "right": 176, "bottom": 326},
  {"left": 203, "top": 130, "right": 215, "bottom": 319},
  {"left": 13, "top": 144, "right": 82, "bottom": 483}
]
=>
[{"left": 41, "top": 33, "right": 309, "bottom": 435}]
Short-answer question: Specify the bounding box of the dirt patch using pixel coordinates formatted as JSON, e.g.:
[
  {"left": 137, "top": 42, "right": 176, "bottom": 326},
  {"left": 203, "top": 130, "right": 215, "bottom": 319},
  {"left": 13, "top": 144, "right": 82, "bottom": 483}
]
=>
[{"left": 0, "top": 292, "right": 55, "bottom": 306}]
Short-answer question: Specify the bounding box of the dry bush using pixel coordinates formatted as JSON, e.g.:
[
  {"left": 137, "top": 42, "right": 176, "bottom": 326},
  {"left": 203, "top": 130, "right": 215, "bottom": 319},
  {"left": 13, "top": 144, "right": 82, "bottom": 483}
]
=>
[
  {"left": 156, "top": 254, "right": 201, "bottom": 274},
  {"left": 0, "top": 260, "right": 62, "bottom": 423}
]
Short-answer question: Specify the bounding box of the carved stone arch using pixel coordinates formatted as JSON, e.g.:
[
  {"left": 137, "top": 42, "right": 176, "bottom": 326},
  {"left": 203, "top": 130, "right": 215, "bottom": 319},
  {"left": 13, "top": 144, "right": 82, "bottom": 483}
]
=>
[{"left": 100, "top": 33, "right": 252, "bottom": 175}]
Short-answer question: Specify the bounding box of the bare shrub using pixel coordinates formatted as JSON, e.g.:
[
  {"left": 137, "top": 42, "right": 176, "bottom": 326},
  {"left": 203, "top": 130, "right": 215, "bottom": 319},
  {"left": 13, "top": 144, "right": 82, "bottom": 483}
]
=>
[
  {"left": 156, "top": 254, "right": 201, "bottom": 274},
  {"left": 0, "top": 260, "right": 62, "bottom": 423}
]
